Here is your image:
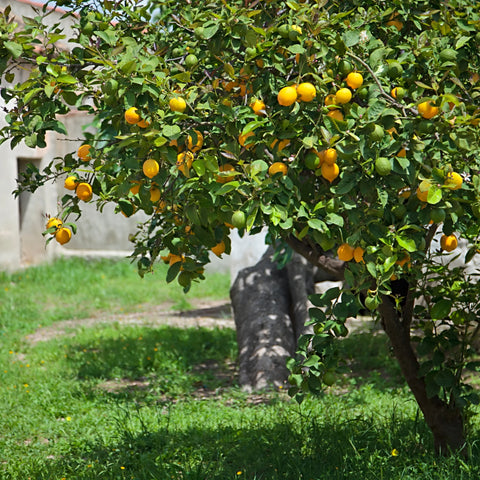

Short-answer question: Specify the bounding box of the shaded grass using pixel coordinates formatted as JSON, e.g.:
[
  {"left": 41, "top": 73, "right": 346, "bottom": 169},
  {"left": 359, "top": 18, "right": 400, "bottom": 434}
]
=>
[{"left": 1, "top": 258, "right": 480, "bottom": 479}]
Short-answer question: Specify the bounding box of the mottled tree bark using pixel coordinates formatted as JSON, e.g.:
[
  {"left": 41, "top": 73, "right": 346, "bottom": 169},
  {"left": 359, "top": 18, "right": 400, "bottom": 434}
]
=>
[{"left": 230, "top": 246, "right": 318, "bottom": 391}]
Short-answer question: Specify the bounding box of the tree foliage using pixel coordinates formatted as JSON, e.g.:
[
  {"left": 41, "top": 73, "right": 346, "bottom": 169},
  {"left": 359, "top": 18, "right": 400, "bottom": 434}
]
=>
[{"left": 1, "top": 0, "right": 480, "bottom": 452}]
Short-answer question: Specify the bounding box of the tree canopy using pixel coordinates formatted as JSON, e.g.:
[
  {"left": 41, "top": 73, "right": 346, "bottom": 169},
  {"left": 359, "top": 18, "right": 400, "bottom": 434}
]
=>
[{"left": 1, "top": 0, "right": 480, "bottom": 452}]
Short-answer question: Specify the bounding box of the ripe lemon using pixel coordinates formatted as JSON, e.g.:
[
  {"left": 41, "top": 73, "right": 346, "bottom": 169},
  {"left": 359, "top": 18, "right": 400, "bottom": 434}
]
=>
[
  {"left": 150, "top": 187, "right": 161, "bottom": 203},
  {"left": 327, "top": 109, "right": 344, "bottom": 121},
  {"left": 169, "top": 254, "right": 184, "bottom": 266},
  {"left": 125, "top": 107, "right": 140, "bottom": 124},
  {"left": 444, "top": 172, "right": 463, "bottom": 190},
  {"left": 296, "top": 82, "right": 316, "bottom": 102},
  {"left": 77, "top": 144, "right": 92, "bottom": 161},
  {"left": 76, "top": 182, "right": 93, "bottom": 202},
  {"left": 335, "top": 88, "right": 352, "bottom": 104},
  {"left": 398, "top": 187, "right": 411, "bottom": 199},
  {"left": 238, "top": 131, "right": 255, "bottom": 149},
  {"left": 250, "top": 99, "right": 266, "bottom": 115},
  {"left": 278, "top": 86, "right": 298, "bottom": 106},
  {"left": 391, "top": 87, "right": 406, "bottom": 100},
  {"left": 268, "top": 162, "right": 288, "bottom": 176},
  {"left": 211, "top": 240, "right": 226, "bottom": 257},
  {"left": 216, "top": 164, "right": 236, "bottom": 183},
  {"left": 187, "top": 130, "right": 203, "bottom": 152},
  {"left": 137, "top": 119, "right": 150, "bottom": 128},
  {"left": 64, "top": 176, "right": 78, "bottom": 190},
  {"left": 386, "top": 19, "right": 403, "bottom": 31},
  {"left": 418, "top": 101, "right": 439, "bottom": 119},
  {"left": 440, "top": 234, "right": 458, "bottom": 252},
  {"left": 46, "top": 217, "right": 62, "bottom": 230},
  {"left": 416, "top": 180, "right": 431, "bottom": 202},
  {"left": 353, "top": 246, "right": 365, "bottom": 263},
  {"left": 270, "top": 138, "right": 291, "bottom": 152},
  {"left": 396, "top": 253, "right": 410, "bottom": 267},
  {"left": 346, "top": 72, "right": 363, "bottom": 90},
  {"left": 325, "top": 94, "right": 337, "bottom": 106},
  {"left": 321, "top": 162, "right": 340, "bottom": 182},
  {"left": 169, "top": 97, "right": 187, "bottom": 113},
  {"left": 130, "top": 182, "right": 141, "bottom": 195},
  {"left": 143, "top": 159, "right": 160, "bottom": 179},
  {"left": 323, "top": 148, "right": 337, "bottom": 165},
  {"left": 177, "top": 151, "right": 194, "bottom": 176},
  {"left": 55, "top": 227, "right": 72, "bottom": 245},
  {"left": 337, "top": 243, "right": 354, "bottom": 262}
]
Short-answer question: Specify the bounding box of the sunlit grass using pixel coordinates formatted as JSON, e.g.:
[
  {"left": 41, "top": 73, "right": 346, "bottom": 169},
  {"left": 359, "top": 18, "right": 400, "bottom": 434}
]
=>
[{"left": 1, "top": 258, "right": 480, "bottom": 479}]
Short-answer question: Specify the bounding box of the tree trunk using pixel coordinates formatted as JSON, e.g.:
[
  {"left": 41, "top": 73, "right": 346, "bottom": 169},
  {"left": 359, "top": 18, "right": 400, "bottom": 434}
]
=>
[
  {"left": 230, "top": 246, "right": 317, "bottom": 391},
  {"left": 232, "top": 235, "right": 466, "bottom": 453},
  {"left": 378, "top": 294, "right": 465, "bottom": 454}
]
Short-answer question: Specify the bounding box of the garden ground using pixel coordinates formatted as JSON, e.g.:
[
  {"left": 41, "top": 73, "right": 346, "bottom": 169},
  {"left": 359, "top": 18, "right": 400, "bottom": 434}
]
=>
[{"left": 1, "top": 258, "right": 480, "bottom": 479}]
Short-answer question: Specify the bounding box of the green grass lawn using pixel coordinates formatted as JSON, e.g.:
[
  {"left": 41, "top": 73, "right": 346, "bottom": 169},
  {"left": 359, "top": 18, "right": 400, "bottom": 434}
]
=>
[{"left": 1, "top": 258, "right": 480, "bottom": 479}]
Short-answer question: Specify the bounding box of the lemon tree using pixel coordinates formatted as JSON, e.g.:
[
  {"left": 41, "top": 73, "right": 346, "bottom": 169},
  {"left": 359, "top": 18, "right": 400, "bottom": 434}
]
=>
[{"left": 2, "top": 0, "right": 480, "bottom": 453}]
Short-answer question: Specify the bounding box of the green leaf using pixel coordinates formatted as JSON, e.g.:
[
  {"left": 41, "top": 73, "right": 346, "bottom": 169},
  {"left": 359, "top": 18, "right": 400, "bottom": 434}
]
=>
[
  {"left": 342, "top": 30, "right": 360, "bottom": 47},
  {"left": 430, "top": 299, "right": 453, "bottom": 320},
  {"left": 307, "top": 218, "right": 327, "bottom": 232},
  {"left": 427, "top": 185, "right": 442, "bottom": 205},
  {"left": 287, "top": 44, "right": 306, "bottom": 54},
  {"left": 4, "top": 41, "right": 22, "bottom": 59},
  {"left": 396, "top": 235, "right": 417, "bottom": 253},
  {"left": 162, "top": 125, "right": 181, "bottom": 138},
  {"left": 455, "top": 36, "right": 471, "bottom": 48},
  {"left": 325, "top": 213, "right": 344, "bottom": 227},
  {"left": 166, "top": 260, "right": 182, "bottom": 283},
  {"left": 203, "top": 24, "right": 219, "bottom": 39},
  {"left": 57, "top": 74, "right": 78, "bottom": 84},
  {"left": 434, "top": 370, "right": 456, "bottom": 388}
]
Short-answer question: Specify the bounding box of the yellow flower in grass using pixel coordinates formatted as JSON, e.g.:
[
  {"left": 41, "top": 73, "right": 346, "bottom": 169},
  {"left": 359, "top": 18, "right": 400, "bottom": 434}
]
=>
[{"left": 391, "top": 448, "right": 399, "bottom": 456}]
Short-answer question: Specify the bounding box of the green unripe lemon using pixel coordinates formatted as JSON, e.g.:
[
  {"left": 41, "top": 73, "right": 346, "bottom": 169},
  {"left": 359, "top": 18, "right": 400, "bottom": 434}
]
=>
[
  {"left": 430, "top": 208, "right": 446, "bottom": 224},
  {"left": 365, "top": 296, "right": 379, "bottom": 311},
  {"left": 194, "top": 27, "right": 205, "bottom": 39},
  {"left": 369, "top": 124, "right": 385, "bottom": 142},
  {"left": 305, "top": 152, "right": 320, "bottom": 170},
  {"left": 375, "top": 157, "right": 392, "bottom": 176},
  {"left": 231, "top": 210, "right": 246, "bottom": 229},
  {"left": 185, "top": 54, "right": 198, "bottom": 68},
  {"left": 439, "top": 48, "right": 457, "bottom": 63},
  {"left": 387, "top": 61, "right": 403, "bottom": 79},
  {"left": 278, "top": 25, "right": 290, "bottom": 38},
  {"left": 323, "top": 372, "right": 336, "bottom": 386},
  {"left": 338, "top": 59, "right": 353, "bottom": 76},
  {"left": 392, "top": 204, "right": 407, "bottom": 220}
]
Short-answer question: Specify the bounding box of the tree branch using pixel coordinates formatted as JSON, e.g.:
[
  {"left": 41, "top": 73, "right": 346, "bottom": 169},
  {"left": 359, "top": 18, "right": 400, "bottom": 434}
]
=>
[
  {"left": 286, "top": 235, "right": 345, "bottom": 280},
  {"left": 346, "top": 51, "right": 418, "bottom": 116}
]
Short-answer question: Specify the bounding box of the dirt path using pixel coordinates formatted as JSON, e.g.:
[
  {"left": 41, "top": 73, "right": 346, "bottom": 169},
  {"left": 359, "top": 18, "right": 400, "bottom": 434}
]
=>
[{"left": 25, "top": 299, "right": 234, "bottom": 345}]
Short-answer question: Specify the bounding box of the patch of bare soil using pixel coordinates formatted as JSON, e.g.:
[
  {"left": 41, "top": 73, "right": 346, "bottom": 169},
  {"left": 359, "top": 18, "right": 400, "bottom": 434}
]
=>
[{"left": 25, "top": 299, "right": 234, "bottom": 345}]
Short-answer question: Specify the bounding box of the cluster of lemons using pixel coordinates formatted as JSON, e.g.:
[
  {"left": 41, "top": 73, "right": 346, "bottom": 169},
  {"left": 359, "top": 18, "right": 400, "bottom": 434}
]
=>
[
  {"left": 45, "top": 217, "right": 71, "bottom": 245},
  {"left": 64, "top": 144, "right": 94, "bottom": 202}
]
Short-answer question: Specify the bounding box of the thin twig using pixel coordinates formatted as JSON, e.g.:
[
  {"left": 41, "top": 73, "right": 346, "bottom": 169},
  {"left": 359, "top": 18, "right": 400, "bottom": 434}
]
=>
[{"left": 346, "top": 51, "right": 418, "bottom": 116}]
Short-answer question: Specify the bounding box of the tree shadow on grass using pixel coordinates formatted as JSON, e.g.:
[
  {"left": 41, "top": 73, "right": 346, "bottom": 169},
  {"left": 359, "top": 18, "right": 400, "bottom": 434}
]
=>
[
  {"left": 39, "top": 404, "right": 480, "bottom": 480},
  {"left": 66, "top": 326, "right": 238, "bottom": 400},
  {"left": 37, "top": 326, "right": 480, "bottom": 479}
]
